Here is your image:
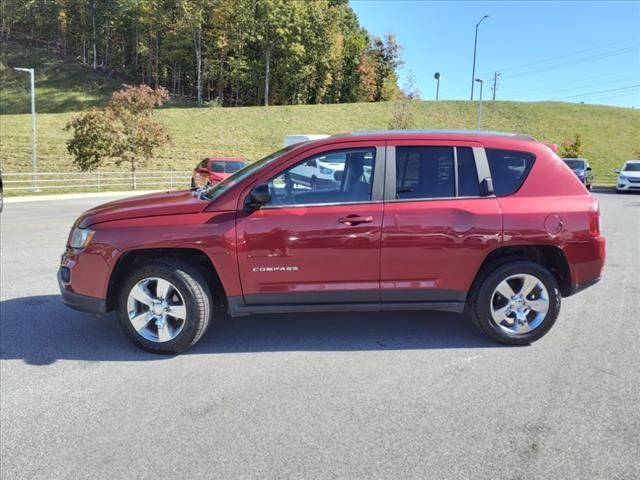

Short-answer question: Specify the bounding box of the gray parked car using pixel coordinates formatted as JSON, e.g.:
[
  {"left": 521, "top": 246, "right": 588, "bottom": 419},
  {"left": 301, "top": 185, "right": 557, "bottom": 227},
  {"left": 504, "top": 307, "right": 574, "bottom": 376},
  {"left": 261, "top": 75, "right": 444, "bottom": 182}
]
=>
[{"left": 563, "top": 158, "right": 594, "bottom": 190}]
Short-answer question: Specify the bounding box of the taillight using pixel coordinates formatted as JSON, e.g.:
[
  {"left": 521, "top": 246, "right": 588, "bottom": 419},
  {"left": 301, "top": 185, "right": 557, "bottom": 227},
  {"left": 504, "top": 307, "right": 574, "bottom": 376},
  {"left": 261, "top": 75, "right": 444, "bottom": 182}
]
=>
[{"left": 589, "top": 198, "right": 601, "bottom": 237}]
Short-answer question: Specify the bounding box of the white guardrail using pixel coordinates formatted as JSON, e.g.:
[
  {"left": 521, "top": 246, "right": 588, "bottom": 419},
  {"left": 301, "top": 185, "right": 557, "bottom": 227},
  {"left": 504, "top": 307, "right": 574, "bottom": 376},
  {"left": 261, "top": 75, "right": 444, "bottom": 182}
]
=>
[{"left": 2, "top": 171, "right": 193, "bottom": 193}]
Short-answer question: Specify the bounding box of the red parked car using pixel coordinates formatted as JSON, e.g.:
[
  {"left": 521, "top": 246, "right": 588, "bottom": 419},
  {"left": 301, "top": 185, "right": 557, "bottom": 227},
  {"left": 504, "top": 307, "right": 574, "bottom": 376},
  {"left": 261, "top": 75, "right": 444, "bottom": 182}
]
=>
[
  {"left": 59, "top": 130, "right": 605, "bottom": 354},
  {"left": 191, "top": 157, "right": 247, "bottom": 188}
]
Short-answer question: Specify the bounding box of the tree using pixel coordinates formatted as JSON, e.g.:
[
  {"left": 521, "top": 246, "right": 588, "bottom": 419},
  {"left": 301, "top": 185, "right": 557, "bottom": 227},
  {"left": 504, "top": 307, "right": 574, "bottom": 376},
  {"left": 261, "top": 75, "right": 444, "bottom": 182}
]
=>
[
  {"left": 7, "top": 0, "right": 402, "bottom": 107},
  {"left": 65, "top": 108, "right": 120, "bottom": 171},
  {"left": 180, "top": 0, "right": 207, "bottom": 106},
  {"left": 558, "top": 133, "right": 585, "bottom": 158},
  {"left": 388, "top": 73, "right": 420, "bottom": 130},
  {"left": 66, "top": 84, "right": 171, "bottom": 187},
  {"left": 255, "top": 0, "right": 289, "bottom": 106}
]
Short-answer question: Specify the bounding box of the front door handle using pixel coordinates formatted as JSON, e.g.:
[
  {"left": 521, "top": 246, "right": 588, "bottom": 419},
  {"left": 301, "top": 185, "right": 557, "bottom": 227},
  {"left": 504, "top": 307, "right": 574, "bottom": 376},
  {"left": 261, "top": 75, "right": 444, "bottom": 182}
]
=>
[{"left": 338, "top": 215, "right": 373, "bottom": 226}]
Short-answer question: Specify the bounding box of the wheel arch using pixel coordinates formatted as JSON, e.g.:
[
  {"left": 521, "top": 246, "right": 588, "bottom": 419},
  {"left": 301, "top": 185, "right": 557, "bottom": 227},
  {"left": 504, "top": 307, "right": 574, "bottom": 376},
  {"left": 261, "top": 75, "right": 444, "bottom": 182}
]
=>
[
  {"left": 106, "top": 248, "right": 226, "bottom": 311},
  {"left": 470, "top": 245, "right": 572, "bottom": 297}
]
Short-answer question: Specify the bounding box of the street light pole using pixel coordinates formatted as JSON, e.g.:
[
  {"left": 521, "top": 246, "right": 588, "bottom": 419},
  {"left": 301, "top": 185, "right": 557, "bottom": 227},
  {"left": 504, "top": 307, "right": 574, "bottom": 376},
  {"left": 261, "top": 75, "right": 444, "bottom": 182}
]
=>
[
  {"left": 470, "top": 15, "right": 488, "bottom": 101},
  {"left": 475, "top": 78, "right": 484, "bottom": 130},
  {"left": 14, "top": 67, "right": 38, "bottom": 191},
  {"left": 434, "top": 72, "right": 441, "bottom": 100}
]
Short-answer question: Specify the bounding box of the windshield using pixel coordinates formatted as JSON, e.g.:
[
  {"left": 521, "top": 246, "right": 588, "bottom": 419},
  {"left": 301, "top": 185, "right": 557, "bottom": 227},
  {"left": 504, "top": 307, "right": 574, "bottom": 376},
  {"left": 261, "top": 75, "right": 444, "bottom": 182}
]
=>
[
  {"left": 623, "top": 162, "right": 640, "bottom": 172},
  {"left": 202, "top": 145, "right": 298, "bottom": 201},
  {"left": 211, "top": 160, "right": 246, "bottom": 173},
  {"left": 564, "top": 159, "right": 585, "bottom": 170}
]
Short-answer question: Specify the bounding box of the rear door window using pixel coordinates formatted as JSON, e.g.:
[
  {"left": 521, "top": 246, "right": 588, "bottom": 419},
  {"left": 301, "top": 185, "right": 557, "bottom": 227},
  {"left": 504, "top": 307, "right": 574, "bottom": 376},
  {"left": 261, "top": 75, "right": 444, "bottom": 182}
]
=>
[
  {"left": 395, "top": 146, "right": 455, "bottom": 199},
  {"left": 486, "top": 149, "right": 535, "bottom": 196}
]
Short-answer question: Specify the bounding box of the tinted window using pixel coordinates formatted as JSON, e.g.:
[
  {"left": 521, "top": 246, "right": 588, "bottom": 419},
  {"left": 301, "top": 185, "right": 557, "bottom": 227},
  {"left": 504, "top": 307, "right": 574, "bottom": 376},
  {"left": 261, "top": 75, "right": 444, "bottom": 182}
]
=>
[
  {"left": 457, "top": 147, "right": 480, "bottom": 196},
  {"left": 564, "top": 159, "right": 585, "bottom": 169},
  {"left": 211, "top": 161, "right": 246, "bottom": 173},
  {"left": 267, "top": 148, "right": 376, "bottom": 206},
  {"left": 623, "top": 162, "right": 640, "bottom": 172},
  {"left": 396, "top": 146, "right": 455, "bottom": 199},
  {"left": 486, "top": 149, "right": 535, "bottom": 196}
]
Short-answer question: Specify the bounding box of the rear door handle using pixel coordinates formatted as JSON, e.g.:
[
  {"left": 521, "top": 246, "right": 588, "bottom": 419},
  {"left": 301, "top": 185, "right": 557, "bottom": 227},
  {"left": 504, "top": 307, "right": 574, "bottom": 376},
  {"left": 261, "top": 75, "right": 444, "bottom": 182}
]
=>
[{"left": 338, "top": 215, "right": 373, "bottom": 226}]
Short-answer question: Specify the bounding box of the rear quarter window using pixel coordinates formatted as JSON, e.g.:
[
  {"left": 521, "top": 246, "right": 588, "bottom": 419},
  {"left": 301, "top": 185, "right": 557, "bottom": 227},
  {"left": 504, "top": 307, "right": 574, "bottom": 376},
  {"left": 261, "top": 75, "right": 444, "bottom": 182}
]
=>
[{"left": 486, "top": 149, "right": 535, "bottom": 196}]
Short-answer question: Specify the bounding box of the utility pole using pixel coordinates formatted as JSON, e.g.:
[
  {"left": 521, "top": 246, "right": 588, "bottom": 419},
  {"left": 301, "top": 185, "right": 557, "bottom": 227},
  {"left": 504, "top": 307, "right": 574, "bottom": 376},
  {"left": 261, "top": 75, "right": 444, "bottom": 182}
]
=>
[
  {"left": 14, "top": 67, "right": 38, "bottom": 191},
  {"left": 470, "top": 15, "right": 489, "bottom": 100},
  {"left": 492, "top": 72, "right": 501, "bottom": 100}
]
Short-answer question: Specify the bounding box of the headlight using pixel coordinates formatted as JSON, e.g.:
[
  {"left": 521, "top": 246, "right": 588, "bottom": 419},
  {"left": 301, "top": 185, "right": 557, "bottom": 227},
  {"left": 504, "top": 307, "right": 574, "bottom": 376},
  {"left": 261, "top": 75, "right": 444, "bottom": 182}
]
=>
[
  {"left": 618, "top": 174, "right": 628, "bottom": 181},
  {"left": 69, "top": 228, "right": 95, "bottom": 249},
  {"left": 319, "top": 166, "right": 332, "bottom": 175}
]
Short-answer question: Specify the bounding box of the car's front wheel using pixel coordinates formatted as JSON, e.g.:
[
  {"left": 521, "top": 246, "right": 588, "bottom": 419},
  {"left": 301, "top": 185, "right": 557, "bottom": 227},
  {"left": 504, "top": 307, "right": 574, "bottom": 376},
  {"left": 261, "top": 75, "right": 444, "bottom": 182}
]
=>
[
  {"left": 468, "top": 260, "right": 561, "bottom": 345},
  {"left": 117, "top": 260, "right": 213, "bottom": 354}
]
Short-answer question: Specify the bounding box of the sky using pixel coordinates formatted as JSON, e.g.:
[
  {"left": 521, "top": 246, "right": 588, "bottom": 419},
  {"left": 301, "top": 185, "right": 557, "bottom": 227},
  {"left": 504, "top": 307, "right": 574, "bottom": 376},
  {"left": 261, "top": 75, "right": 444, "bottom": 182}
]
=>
[{"left": 349, "top": 0, "right": 640, "bottom": 108}]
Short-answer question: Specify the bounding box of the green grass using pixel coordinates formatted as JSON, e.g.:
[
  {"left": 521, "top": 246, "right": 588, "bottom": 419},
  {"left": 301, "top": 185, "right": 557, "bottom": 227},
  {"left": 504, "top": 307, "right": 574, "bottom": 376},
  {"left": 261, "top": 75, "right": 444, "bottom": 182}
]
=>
[
  {"left": 2, "top": 101, "right": 639, "bottom": 186},
  {"left": 1, "top": 41, "right": 123, "bottom": 115},
  {"left": 1, "top": 42, "right": 639, "bottom": 191}
]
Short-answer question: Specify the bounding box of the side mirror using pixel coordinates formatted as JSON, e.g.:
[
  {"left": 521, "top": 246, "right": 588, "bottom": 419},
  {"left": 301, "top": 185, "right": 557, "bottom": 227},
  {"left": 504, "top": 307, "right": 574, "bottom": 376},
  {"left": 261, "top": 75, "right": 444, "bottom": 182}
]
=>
[
  {"left": 334, "top": 171, "right": 343, "bottom": 182},
  {"left": 480, "top": 177, "right": 494, "bottom": 197},
  {"left": 306, "top": 160, "right": 316, "bottom": 167},
  {"left": 587, "top": 166, "right": 592, "bottom": 171},
  {"left": 245, "top": 183, "right": 271, "bottom": 210},
  {"left": 615, "top": 169, "right": 620, "bottom": 174}
]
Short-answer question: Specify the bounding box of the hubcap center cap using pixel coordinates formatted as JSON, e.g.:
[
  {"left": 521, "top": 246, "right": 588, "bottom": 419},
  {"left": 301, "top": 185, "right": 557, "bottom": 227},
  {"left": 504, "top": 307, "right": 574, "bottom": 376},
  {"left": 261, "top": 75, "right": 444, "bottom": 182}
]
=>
[
  {"left": 151, "top": 302, "right": 165, "bottom": 316},
  {"left": 512, "top": 294, "right": 525, "bottom": 307}
]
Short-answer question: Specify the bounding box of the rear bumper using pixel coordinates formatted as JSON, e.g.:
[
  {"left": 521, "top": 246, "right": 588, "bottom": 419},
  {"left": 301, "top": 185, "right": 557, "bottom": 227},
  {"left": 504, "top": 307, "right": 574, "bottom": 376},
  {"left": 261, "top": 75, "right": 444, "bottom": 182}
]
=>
[
  {"left": 58, "top": 269, "right": 107, "bottom": 314},
  {"left": 563, "top": 236, "right": 606, "bottom": 297},
  {"left": 569, "top": 276, "right": 601, "bottom": 296}
]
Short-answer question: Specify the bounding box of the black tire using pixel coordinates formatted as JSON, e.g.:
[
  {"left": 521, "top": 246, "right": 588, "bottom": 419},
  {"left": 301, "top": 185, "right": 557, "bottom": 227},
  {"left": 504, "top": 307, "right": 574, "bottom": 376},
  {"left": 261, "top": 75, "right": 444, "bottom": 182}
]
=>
[
  {"left": 586, "top": 183, "right": 592, "bottom": 191},
  {"left": 191, "top": 178, "right": 196, "bottom": 188},
  {"left": 116, "top": 259, "right": 213, "bottom": 354},
  {"left": 467, "top": 260, "right": 561, "bottom": 346}
]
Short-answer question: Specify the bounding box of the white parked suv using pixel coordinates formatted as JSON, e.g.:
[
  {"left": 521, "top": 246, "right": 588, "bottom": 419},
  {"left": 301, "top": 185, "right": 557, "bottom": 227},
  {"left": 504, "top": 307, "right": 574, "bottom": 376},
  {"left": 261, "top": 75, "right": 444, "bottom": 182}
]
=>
[
  {"left": 289, "top": 152, "right": 346, "bottom": 190},
  {"left": 615, "top": 160, "right": 640, "bottom": 193}
]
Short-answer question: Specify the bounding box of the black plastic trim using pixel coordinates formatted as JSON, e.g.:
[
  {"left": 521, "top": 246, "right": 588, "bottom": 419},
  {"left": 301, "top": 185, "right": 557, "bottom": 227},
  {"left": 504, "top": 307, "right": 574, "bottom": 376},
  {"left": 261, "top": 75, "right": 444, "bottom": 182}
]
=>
[
  {"left": 568, "top": 276, "right": 601, "bottom": 297},
  {"left": 227, "top": 296, "right": 465, "bottom": 317},
  {"left": 381, "top": 288, "right": 466, "bottom": 302}
]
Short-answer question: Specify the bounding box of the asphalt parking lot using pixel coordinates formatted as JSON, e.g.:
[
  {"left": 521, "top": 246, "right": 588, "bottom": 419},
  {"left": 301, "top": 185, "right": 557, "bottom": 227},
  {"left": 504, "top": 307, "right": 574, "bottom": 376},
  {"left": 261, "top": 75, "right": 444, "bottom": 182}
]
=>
[{"left": 1, "top": 191, "right": 638, "bottom": 480}]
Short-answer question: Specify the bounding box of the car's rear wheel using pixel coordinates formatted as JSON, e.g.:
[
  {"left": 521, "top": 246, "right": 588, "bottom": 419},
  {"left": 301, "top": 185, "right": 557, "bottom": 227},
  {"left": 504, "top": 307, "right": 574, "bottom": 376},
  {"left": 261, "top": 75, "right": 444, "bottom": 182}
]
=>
[
  {"left": 117, "top": 260, "right": 213, "bottom": 354},
  {"left": 467, "top": 260, "right": 561, "bottom": 345}
]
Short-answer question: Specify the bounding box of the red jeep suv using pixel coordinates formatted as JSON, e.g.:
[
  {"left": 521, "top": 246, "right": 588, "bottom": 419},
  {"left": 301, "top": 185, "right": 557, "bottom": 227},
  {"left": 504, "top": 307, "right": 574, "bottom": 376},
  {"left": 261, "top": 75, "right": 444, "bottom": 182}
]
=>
[
  {"left": 191, "top": 157, "right": 247, "bottom": 188},
  {"left": 59, "top": 131, "right": 605, "bottom": 354}
]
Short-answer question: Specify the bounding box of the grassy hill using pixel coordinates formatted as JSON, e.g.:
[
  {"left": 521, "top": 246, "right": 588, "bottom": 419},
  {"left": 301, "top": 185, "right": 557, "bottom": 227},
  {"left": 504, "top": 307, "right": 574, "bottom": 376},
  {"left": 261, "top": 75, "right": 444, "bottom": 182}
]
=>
[
  {"left": 2, "top": 42, "right": 639, "bottom": 188},
  {"left": 1, "top": 42, "right": 123, "bottom": 115}
]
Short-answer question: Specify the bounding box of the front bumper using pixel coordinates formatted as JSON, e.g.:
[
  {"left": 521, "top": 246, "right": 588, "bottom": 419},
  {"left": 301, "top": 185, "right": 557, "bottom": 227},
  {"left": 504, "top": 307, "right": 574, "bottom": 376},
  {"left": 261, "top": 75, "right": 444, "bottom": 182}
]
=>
[
  {"left": 616, "top": 178, "right": 640, "bottom": 191},
  {"left": 58, "top": 268, "right": 107, "bottom": 314}
]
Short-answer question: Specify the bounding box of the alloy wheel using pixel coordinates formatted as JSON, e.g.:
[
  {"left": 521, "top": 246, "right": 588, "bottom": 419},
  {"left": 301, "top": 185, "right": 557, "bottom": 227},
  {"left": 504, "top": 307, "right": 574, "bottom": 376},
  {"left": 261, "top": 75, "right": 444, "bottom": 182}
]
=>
[
  {"left": 490, "top": 273, "right": 549, "bottom": 336},
  {"left": 126, "top": 277, "right": 187, "bottom": 343}
]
